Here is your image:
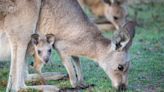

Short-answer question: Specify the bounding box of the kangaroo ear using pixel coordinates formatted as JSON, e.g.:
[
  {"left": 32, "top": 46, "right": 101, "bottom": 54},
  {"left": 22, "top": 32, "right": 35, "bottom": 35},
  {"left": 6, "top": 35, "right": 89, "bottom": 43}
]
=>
[
  {"left": 116, "top": 0, "right": 127, "bottom": 5},
  {"left": 111, "top": 21, "right": 136, "bottom": 51},
  {"left": 104, "top": 0, "right": 127, "bottom": 5},
  {"left": 103, "top": 0, "right": 122, "bottom": 5},
  {"left": 103, "top": 0, "right": 112, "bottom": 5},
  {"left": 46, "top": 34, "right": 55, "bottom": 45},
  {"left": 31, "top": 34, "right": 39, "bottom": 45},
  {"left": 111, "top": 28, "right": 130, "bottom": 51}
]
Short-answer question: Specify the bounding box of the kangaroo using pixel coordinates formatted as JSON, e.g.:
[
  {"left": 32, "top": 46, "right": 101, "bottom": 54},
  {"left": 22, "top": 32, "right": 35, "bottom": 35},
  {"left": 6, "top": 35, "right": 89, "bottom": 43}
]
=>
[
  {"left": 28, "top": 33, "right": 55, "bottom": 73},
  {"left": 0, "top": 0, "right": 54, "bottom": 73},
  {"left": 1, "top": 0, "right": 134, "bottom": 91},
  {"left": 0, "top": 32, "right": 54, "bottom": 73},
  {"left": 24, "top": 33, "right": 54, "bottom": 85},
  {"left": 78, "top": 0, "right": 128, "bottom": 30},
  {"left": 37, "top": 0, "right": 135, "bottom": 91}
]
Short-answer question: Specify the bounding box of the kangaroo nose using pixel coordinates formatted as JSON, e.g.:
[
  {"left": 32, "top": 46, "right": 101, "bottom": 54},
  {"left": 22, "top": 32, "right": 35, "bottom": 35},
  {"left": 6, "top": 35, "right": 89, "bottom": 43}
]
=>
[
  {"left": 44, "top": 58, "right": 49, "bottom": 63},
  {"left": 118, "top": 84, "right": 127, "bottom": 91}
]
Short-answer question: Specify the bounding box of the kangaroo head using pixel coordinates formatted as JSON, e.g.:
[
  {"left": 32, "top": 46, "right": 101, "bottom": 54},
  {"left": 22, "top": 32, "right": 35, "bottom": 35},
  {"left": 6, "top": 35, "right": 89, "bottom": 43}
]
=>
[
  {"left": 103, "top": 0, "right": 128, "bottom": 30},
  {"left": 98, "top": 21, "right": 135, "bottom": 91},
  {"left": 31, "top": 34, "right": 55, "bottom": 64}
]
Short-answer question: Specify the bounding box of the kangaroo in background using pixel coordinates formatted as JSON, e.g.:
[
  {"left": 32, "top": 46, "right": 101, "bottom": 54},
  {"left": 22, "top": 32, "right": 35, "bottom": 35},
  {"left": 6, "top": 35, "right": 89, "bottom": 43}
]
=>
[
  {"left": 78, "top": 0, "right": 128, "bottom": 31},
  {"left": 0, "top": 0, "right": 135, "bottom": 91}
]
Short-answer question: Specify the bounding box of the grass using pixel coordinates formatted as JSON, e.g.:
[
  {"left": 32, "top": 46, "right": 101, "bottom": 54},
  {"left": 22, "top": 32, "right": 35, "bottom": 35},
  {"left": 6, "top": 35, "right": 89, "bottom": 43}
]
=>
[{"left": 0, "top": 2, "right": 164, "bottom": 92}]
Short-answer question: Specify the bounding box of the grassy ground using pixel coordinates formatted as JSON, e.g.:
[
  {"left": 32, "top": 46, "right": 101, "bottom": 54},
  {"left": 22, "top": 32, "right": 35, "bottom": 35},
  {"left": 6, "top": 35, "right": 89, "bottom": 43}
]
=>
[{"left": 0, "top": 2, "right": 164, "bottom": 92}]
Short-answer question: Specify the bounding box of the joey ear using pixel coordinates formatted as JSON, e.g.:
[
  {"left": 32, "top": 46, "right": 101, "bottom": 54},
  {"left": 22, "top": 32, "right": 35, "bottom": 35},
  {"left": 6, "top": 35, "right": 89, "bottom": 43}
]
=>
[
  {"left": 31, "top": 34, "right": 39, "bottom": 45},
  {"left": 46, "top": 34, "right": 55, "bottom": 45}
]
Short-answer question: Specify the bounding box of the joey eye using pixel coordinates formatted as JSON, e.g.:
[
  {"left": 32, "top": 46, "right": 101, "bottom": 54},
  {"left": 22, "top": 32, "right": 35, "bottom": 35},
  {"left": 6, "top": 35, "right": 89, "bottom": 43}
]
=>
[
  {"left": 118, "top": 65, "right": 124, "bottom": 71},
  {"left": 48, "top": 49, "right": 51, "bottom": 53},
  {"left": 38, "top": 50, "right": 41, "bottom": 54},
  {"left": 113, "top": 16, "right": 119, "bottom": 20}
]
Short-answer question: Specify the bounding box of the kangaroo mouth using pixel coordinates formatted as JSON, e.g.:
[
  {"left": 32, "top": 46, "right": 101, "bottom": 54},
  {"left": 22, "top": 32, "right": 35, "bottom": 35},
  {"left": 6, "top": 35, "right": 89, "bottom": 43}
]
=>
[
  {"left": 95, "top": 20, "right": 112, "bottom": 24},
  {"left": 94, "top": 17, "right": 112, "bottom": 24}
]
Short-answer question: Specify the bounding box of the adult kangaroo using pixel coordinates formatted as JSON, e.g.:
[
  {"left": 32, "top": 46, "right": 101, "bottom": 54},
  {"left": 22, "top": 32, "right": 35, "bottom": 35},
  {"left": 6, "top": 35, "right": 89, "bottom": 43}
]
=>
[
  {"left": 0, "top": 0, "right": 134, "bottom": 91},
  {"left": 38, "top": 0, "right": 135, "bottom": 91}
]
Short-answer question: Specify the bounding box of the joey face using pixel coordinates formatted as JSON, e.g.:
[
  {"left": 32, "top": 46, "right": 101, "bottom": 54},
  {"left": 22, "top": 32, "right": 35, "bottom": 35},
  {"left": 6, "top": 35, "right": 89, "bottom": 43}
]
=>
[
  {"left": 31, "top": 34, "right": 55, "bottom": 64},
  {"left": 34, "top": 40, "right": 52, "bottom": 64}
]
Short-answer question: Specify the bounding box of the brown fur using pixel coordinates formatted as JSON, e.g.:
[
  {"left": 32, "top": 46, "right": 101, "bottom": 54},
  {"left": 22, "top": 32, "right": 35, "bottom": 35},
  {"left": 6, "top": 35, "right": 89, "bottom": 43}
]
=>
[
  {"left": 34, "top": 52, "right": 42, "bottom": 73},
  {"left": 0, "top": 0, "right": 16, "bottom": 19},
  {"left": 78, "top": 0, "right": 105, "bottom": 17}
]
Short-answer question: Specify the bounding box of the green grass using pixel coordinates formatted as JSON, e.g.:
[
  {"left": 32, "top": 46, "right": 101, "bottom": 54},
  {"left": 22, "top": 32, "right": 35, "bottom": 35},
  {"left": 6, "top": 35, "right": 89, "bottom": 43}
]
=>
[{"left": 0, "top": 3, "right": 164, "bottom": 92}]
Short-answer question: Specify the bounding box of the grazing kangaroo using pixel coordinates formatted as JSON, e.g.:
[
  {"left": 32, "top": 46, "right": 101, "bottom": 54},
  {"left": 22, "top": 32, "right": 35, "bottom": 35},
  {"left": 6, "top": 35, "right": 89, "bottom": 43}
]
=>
[
  {"left": 37, "top": 0, "right": 135, "bottom": 91},
  {"left": 78, "top": 0, "right": 128, "bottom": 30},
  {"left": 0, "top": 0, "right": 134, "bottom": 91}
]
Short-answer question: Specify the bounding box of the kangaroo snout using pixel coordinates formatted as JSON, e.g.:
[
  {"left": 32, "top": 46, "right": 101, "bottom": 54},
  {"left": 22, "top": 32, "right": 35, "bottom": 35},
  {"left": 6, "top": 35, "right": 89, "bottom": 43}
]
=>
[
  {"left": 43, "top": 57, "right": 49, "bottom": 63},
  {"left": 118, "top": 83, "right": 127, "bottom": 91}
]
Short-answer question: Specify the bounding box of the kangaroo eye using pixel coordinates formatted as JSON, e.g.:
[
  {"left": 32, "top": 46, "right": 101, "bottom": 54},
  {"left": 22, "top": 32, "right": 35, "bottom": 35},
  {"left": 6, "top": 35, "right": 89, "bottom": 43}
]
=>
[
  {"left": 118, "top": 65, "right": 124, "bottom": 71},
  {"left": 113, "top": 16, "right": 119, "bottom": 20},
  {"left": 48, "top": 49, "right": 51, "bottom": 53},
  {"left": 38, "top": 50, "right": 41, "bottom": 54}
]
